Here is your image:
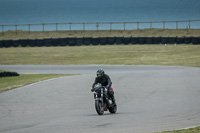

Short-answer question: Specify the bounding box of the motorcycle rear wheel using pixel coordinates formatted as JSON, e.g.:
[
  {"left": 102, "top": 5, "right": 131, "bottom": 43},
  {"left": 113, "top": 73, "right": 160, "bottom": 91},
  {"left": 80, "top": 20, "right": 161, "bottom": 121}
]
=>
[
  {"left": 109, "top": 104, "right": 117, "bottom": 114},
  {"left": 95, "top": 101, "right": 104, "bottom": 115}
]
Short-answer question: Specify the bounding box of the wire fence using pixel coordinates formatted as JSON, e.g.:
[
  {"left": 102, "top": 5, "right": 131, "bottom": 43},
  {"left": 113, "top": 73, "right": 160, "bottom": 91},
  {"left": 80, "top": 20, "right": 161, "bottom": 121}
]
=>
[{"left": 1, "top": 20, "right": 200, "bottom": 35}]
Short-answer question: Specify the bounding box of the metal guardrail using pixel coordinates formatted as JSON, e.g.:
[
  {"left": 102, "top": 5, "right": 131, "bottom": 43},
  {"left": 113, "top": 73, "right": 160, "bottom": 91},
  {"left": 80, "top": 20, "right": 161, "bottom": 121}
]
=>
[{"left": 1, "top": 20, "right": 200, "bottom": 35}]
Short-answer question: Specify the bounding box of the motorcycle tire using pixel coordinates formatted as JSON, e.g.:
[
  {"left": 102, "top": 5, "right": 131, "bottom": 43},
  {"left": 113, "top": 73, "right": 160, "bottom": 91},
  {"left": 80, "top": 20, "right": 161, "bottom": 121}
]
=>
[
  {"left": 95, "top": 100, "right": 104, "bottom": 115},
  {"left": 109, "top": 104, "right": 117, "bottom": 114}
]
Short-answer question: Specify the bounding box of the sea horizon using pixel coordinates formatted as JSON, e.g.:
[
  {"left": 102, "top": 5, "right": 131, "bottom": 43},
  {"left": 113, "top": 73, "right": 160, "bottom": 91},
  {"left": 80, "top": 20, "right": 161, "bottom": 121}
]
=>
[{"left": 0, "top": 0, "right": 200, "bottom": 31}]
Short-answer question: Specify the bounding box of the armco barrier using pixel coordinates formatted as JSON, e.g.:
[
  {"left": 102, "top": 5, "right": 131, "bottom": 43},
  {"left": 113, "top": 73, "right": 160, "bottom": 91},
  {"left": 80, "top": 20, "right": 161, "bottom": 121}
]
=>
[{"left": 0, "top": 37, "right": 200, "bottom": 47}]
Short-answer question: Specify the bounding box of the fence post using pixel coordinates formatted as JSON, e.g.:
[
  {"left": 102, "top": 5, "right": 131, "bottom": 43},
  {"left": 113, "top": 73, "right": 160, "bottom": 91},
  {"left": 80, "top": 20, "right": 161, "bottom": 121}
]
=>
[
  {"left": 137, "top": 22, "right": 139, "bottom": 30},
  {"left": 124, "top": 22, "right": 126, "bottom": 31},
  {"left": 56, "top": 23, "right": 58, "bottom": 31},
  {"left": 28, "top": 24, "right": 31, "bottom": 33},
  {"left": 70, "top": 23, "right": 71, "bottom": 32},
  {"left": 96, "top": 23, "right": 99, "bottom": 32},
  {"left": 188, "top": 20, "right": 191, "bottom": 29},
  {"left": 150, "top": 22, "right": 152, "bottom": 29},
  {"left": 2, "top": 25, "right": 4, "bottom": 35},
  {"left": 186, "top": 26, "right": 189, "bottom": 34},
  {"left": 15, "top": 25, "right": 17, "bottom": 34},
  {"left": 83, "top": 23, "right": 85, "bottom": 32},
  {"left": 163, "top": 21, "right": 165, "bottom": 29},
  {"left": 110, "top": 22, "right": 112, "bottom": 32},
  {"left": 43, "top": 23, "right": 44, "bottom": 32}
]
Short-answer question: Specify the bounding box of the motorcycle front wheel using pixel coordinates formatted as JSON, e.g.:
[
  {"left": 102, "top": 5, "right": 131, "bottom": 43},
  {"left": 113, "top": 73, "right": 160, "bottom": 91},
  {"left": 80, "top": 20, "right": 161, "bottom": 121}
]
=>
[{"left": 95, "top": 100, "right": 104, "bottom": 115}]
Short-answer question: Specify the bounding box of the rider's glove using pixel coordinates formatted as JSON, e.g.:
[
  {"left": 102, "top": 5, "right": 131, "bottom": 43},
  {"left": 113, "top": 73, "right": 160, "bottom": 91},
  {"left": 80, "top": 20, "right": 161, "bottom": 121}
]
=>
[
  {"left": 104, "top": 87, "right": 108, "bottom": 92},
  {"left": 106, "top": 86, "right": 109, "bottom": 89},
  {"left": 91, "top": 88, "right": 95, "bottom": 92}
]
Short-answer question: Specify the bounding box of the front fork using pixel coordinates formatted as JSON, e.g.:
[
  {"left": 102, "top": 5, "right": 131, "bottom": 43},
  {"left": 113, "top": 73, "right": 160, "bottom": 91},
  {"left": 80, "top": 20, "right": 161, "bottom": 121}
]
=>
[{"left": 94, "top": 89, "right": 104, "bottom": 107}]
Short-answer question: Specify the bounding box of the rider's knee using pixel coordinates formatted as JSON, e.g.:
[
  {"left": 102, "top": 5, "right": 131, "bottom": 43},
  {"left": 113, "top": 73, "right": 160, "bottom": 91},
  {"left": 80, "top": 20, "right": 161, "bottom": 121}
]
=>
[{"left": 109, "top": 89, "right": 114, "bottom": 95}]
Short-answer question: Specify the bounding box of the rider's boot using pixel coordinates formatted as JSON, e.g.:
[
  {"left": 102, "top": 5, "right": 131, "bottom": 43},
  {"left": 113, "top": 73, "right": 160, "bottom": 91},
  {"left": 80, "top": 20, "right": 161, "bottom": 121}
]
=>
[{"left": 111, "top": 96, "right": 116, "bottom": 105}]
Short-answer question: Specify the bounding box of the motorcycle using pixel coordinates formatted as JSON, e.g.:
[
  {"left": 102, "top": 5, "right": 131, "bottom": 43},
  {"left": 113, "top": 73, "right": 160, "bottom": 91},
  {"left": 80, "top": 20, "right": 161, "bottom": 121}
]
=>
[{"left": 92, "top": 83, "right": 117, "bottom": 115}]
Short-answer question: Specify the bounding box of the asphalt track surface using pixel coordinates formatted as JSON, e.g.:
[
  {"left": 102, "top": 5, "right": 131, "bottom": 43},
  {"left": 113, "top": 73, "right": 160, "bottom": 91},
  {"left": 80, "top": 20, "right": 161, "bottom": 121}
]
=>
[{"left": 0, "top": 65, "right": 200, "bottom": 133}]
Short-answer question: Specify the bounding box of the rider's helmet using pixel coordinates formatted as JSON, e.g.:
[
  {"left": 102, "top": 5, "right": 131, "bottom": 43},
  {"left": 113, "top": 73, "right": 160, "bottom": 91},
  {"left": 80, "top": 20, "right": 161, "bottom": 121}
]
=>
[{"left": 96, "top": 68, "right": 104, "bottom": 78}]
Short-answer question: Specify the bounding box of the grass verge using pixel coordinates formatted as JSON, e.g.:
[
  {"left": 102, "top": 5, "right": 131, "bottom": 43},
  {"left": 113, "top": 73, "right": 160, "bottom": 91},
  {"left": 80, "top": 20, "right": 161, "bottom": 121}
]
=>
[
  {"left": 0, "top": 45, "right": 200, "bottom": 132},
  {"left": 0, "top": 74, "right": 73, "bottom": 92},
  {"left": 0, "top": 29, "right": 200, "bottom": 40},
  {"left": 0, "top": 45, "right": 200, "bottom": 67},
  {"left": 156, "top": 126, "right": 200, "bottom": 133}
]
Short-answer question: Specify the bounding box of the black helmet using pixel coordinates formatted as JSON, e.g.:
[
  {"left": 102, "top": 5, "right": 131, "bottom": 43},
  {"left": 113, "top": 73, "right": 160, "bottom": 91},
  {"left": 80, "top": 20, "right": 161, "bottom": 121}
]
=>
[{"left": 96, "top": 68, "right": 104, "bottom": 78}]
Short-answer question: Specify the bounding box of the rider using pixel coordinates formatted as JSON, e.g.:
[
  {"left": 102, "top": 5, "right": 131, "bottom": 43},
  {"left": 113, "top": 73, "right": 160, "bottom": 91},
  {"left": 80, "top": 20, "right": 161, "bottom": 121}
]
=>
[{"left": 91, "top": 68, "right": 116, "bottom": 105}]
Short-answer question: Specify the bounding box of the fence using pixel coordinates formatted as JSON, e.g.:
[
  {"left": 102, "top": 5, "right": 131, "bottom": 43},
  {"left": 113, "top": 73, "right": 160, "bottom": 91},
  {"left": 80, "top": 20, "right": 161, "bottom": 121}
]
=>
[{"left": 1, "top": 20, "right": 200, "bottom": 35}]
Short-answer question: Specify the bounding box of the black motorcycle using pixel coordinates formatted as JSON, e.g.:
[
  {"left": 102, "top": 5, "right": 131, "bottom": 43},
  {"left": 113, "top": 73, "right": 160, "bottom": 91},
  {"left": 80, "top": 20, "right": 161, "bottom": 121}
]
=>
[{"left": 92, "top": 83, "right": 117, "bottom": 115}]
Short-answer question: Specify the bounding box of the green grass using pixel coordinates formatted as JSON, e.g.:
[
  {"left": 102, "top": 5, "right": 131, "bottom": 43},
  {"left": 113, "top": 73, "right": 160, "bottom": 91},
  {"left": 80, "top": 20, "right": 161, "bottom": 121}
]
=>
[
  {"left": 0, "top": 45, "right": 200, "bottom": 67},
  {"left": 156, "top": 126, "right": 200, "bottom": 133},
  {"left": 0, "top": 44, "right": 200, "bottom": 132},
  {"left": 0, "top": 74, "right": 73, "bottom": 92},
  {"left": 0, "top": 29, "right": 200, "bottom": 40}
]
